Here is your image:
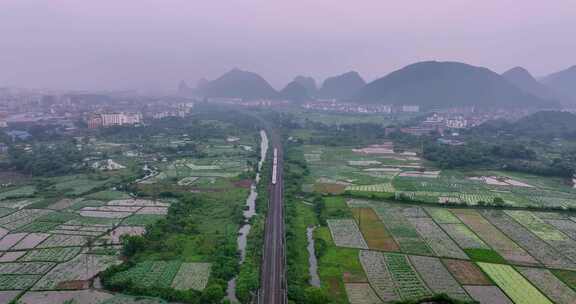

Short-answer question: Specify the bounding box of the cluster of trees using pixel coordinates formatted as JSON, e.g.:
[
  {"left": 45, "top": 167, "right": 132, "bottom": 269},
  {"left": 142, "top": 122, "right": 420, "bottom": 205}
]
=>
[
  {"left": 423, "top": 140, "right": 575, "bottom": 178},
  {"left": 6, "top": 142, "right": 87, "bottom": 176},
  {"left": 473, "top": 111, "right": 576, "bottom": 140}
]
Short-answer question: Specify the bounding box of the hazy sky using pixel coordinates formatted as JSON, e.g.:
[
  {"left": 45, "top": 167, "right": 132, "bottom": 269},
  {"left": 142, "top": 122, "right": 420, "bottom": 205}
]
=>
[{"left": 1, "top": 0, "right": 575, "bottom": 91}]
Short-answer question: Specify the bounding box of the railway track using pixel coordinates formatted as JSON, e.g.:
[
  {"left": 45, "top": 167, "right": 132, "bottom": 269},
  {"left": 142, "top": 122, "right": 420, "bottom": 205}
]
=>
[{"left": 259, "top": 133, "right": 286, "bottom": 304}]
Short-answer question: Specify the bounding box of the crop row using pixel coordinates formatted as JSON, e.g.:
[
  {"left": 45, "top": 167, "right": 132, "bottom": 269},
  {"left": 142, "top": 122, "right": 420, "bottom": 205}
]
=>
[
  {"left": 21, "top": 247, "right": 82, "bottom": 262},
  {"left": 0, "top": 262, "right": 55, "bottom": 275},
  {"left": 111, "top": 260, "right": 182, "bottom": 289},
  {"left": 346, "top": 183, "right": 395, "bottom": 193},
  {"left": 406, "top": 217, "right": 468, "bottom": 259},
  {"left": 382, "top": 253, "right": 430, "bottom": 300},
  {"left": 171, "top": 263, "right": 211, "bottom": 291},
  {"left": 481, "top": 210, "right": 576, "bottom": 270},
  {"left": 327, "top": 219, "right": 368, "bottom": 249},
  {"left": 372, "top": 206, "right": 432, "bottom": 255},
  {"left": 478, "top": 262, "right": 552, "bottom": 304},
  {"left": 33, "top": 254, "right": 120, "bottom": 290},
  {"left": 408, "top": 256, "right": 470, "bottom": 301}
]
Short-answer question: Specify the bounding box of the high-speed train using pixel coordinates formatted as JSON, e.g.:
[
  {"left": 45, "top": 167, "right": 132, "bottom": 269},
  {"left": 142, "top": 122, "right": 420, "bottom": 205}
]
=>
[{"left": 271, "top": 148, "right": 278, "bottom": 185}]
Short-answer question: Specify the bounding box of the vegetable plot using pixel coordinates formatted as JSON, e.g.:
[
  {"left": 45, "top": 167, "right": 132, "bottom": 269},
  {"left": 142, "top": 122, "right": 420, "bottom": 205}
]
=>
[
  {"left": 170, "top": 263, "right": 211, "bottom": 291},
  {"left": 478, "top": 262, "right": 552, "bottom": 304},
  {"left": 327, "top": 219, "right": 368, "bottom": 249},
  {"left": 408, "top": 256, "right": 470, "bottom": 301},
  {"left": 383, "top": 253, "right": 430, "bottom": 300},
  {"left": 358, "top": 250, "right": 400, "bottom": 302},
  {"left": 110, "top": 261, "right": 182, "bottom": 289},
  {"left": 345, "top": 283, "right": 383, "bottom": 304},
  {"left": 517, "top": 267, "right": 576, "bottom": 304}
]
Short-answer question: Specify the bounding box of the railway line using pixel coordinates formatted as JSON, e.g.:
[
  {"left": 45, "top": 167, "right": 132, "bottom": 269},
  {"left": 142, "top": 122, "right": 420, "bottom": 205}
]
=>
[{"left": 259, "top": 133, "right": 286, "bottom": 304}]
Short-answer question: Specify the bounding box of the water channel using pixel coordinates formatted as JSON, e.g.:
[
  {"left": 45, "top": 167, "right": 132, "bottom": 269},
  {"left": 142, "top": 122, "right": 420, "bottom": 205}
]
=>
[
  {"left": 307, "top": 226, "right": 321, "bottom": 287},
  {"left": 226, "top": 130, "right": 268, "bottom": 302}
]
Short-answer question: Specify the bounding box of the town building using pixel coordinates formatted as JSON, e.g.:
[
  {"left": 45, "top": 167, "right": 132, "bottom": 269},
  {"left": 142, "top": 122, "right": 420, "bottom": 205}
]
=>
[{"left": 87, "top": 112, "right": 142, "bottom": 129}]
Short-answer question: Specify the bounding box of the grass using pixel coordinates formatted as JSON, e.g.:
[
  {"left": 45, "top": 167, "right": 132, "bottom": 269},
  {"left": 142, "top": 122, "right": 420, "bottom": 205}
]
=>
[
  {"left": 324, "top": 196, "right": 353, "bottom": 219},
  {"left": 463, "top": 248, "right": 507, "bottom": 264},
  {"left": 316, "top": 226, "right": 366, "bottom": 304},
  {"left": 286, "top": 202, "right": 318, "bottom": 294}
]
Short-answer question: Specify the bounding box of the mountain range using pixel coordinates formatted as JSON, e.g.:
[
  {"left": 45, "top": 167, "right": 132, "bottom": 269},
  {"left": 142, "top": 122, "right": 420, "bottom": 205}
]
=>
[
  {"left": 196, "top": 68, "right": 278, "bottom": 100},
  {"left": 193, "top": 62, "right": 574, "bottom": 108},
  {"left": 356, "top": 61, "right": 551, "bottom": 108}
]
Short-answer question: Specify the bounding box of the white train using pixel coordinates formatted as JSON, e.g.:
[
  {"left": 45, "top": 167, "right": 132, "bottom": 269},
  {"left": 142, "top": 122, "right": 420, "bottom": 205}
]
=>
[{"left": 272, "top": 148, "right": 278, "bottom": 185}]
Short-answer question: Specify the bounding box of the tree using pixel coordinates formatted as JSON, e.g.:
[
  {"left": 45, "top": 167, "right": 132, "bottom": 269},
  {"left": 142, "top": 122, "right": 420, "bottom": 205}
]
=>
[
  {"left": 200, "top": 284, "right": 225, "bottom": 304},
  {"left": 304, "top": 287, "right": 329, "bottom": 304},
  {"left": 121, "top": 235, "right": 146, "bottom": 257}
]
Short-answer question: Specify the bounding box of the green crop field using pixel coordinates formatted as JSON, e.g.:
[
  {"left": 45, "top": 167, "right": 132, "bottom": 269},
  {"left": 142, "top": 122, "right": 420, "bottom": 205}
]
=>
[
  {"left": 0, "top": 186, "right": 36, "bottom": 200},
  {"left": 110, "top": 261, "right": 182, "bottom": 289},
  {"left": 478, "top": 263, "right": 553, "bottom": 304}
]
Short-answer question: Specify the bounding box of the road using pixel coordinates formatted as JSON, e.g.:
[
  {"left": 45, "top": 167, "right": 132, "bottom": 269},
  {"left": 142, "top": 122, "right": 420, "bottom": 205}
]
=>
[{"left": 260, "top": 132, "right": 286, "bottom": 304}]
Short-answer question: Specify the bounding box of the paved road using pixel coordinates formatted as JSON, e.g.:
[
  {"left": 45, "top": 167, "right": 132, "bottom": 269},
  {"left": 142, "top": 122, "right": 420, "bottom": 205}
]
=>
[{"left": 260, "top": 132, "right": 286, "bottom": 304}]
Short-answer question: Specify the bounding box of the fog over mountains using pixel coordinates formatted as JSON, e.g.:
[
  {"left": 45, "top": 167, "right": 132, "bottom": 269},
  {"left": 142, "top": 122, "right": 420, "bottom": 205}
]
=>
[{"left": 192, "top": 61, "right": 574, "bottom": 108}]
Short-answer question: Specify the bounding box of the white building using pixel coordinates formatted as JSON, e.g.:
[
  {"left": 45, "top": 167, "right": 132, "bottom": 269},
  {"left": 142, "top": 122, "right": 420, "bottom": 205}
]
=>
[
  {"left": 101, "top": 113, "right": 142, "bottom": 126},
  {"left": 401, "top": 105, "right": 420, "bottom": 112}
]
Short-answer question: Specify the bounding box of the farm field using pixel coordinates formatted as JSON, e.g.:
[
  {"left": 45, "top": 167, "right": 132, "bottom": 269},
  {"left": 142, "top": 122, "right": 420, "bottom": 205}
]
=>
[
  {"left": 292, "top": 133, "right": 576, "bottom": 303},
  {"left": 0, "top": 194, "right": 176, "bottom": 300},
  {"left": 300, "top": 142, "right": 576, "bottom": 210},
  {"left": 316, "top": 197, "right": 576, "bottom": 303},
  {"left": 0, "top": 115, "right": 263, "bottom": 303}
]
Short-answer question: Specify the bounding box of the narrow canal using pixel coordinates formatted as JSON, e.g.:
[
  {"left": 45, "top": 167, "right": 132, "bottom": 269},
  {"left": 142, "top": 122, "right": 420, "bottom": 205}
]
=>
[
  {"left": 307, "top": 226, "right": 321, "bottom": 287},
  {"left": 227, "top": 130, "right": 268, "bottom": 302}
]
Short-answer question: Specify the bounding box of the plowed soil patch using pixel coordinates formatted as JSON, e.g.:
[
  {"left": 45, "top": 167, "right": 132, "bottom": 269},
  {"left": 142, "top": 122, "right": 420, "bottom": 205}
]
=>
[{"left": 443, "top": 259, "right": 491, "bottom": 285}]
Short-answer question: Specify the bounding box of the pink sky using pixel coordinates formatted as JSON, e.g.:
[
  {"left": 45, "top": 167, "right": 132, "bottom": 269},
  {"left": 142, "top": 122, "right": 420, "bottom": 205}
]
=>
[{"left": 1, "top": 0, "right": 574, "bottom": 91}]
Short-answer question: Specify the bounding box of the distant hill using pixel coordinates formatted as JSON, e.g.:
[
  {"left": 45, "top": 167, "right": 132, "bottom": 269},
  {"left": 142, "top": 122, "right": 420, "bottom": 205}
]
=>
[
  {"left": 197, "top": 68, "right": 278, "bottom": 99},
  {"left": 177, "top": 80, "right": 194, "bottom": 96},
  {"left": 280, "top": 81, "right": 310, "bottom": 102},
  {"left": 502, "top": 67, "right": 559, "bottom": 104},
  {"left": 356, "top": 61, "right": 549, "bottom": 108},
  {"left": 542, "top": 66, "right": 576, "bottom": 105},
  {"left": 318, "top": 71, "right": 366, "bottom": 100},
  {"left": 293, "top": 76, "right": 318, "bottom": 97}
]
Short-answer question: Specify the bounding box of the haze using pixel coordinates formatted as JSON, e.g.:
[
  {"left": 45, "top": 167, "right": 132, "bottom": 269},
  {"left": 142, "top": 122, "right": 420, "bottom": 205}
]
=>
[{"left": 1, "top": 0, "right": 575, "bottom": 91}]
